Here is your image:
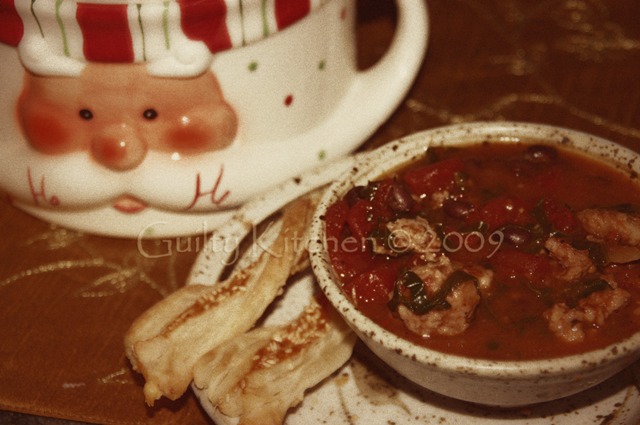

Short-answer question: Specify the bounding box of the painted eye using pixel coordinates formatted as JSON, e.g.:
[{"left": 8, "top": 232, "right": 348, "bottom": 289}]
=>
[
  {"left": 79, "top": 109, "right": 94, "bottom": 120},
  {"left": 143, "top": 108, "right": 158, "bottom": 120}
]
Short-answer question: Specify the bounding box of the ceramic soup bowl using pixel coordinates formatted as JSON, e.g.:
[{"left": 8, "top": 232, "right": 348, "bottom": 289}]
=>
[
  {"left": 309, "top": 122, "right": 640, "bottom": 407},
  {"left": 0, "top": 0, "right": 427, "bottom": 237}
]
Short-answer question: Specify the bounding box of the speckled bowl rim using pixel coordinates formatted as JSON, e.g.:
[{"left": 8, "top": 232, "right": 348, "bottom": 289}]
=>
[{"left": 309, "top": 121, "right": 640, "bottom": 380}]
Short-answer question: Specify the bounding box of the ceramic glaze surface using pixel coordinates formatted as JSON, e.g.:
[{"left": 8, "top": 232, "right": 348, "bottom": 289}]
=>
[{"left": 0, "top": 0, "right": 428, "bottom": 237}]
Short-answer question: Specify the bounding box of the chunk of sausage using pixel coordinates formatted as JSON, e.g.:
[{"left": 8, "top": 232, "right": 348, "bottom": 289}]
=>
[
  {"left": 544, "top": 237, "right": 595, "bottom": 281},
  {"left": 374, "top": 216, "right": 441, "bottom": 260},
  {"left": 577, "top": 208, "right": 640, "bottom": 246},
  {"left": 398, "top": 280, "right": 481, "bottom": 337},
  {"left": 544, "top": 287, "right": 630, "bottom": 343},
  {"left": 411, "top": 255, "right": 454, "bottom": 294}
]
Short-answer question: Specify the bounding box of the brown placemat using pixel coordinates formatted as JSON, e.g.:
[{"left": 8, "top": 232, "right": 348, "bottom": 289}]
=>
[{"left": 0, "top": 203, "right": 212, "bottom": 424}]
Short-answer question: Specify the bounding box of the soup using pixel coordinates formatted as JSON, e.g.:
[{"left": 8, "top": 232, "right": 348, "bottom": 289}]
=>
[{"left": 324, "top": 142, "right": 640, "bottom": 360}]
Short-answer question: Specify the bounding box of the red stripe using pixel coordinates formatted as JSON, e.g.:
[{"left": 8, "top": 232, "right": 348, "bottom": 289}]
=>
[
  {"left": 178, "top": 0, "right": 232, "bottom": 54},
  {"left": 76, "top": 4, "right": 134, "bottom": 63},
  {"left": 275, "top": 0, "right": 310, "bottom": 30},
  {"left": 0, "top": 0, "right": 23, "bottom": 46}
]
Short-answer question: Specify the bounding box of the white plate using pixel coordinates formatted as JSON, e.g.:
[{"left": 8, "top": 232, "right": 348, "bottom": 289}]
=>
[{"left": 187, "top": 138, "right": 640, "bottom": 425}]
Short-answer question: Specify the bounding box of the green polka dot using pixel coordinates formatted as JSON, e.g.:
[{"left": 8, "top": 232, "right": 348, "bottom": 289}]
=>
[
  {"left": 248, "top": 61, "right": 258, "bottom": 72},
  {"left": 318, "top": 150, "right": 327, "bottom": 160},
  {"left": 318, "top": 59, "right": 326, "bottom": 70}
]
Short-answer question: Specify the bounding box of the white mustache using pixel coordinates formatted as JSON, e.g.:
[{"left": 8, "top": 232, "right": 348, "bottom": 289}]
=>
[
  {"left": 2, "top": 148, "right": 238, "bottom": 212},
  {"left": 1, "top": 138, "right": 321, "bottom": 213}
]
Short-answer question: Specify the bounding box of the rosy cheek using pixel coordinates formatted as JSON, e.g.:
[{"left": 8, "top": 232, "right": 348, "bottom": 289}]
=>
[
  {"left": 159, "top": 108, "right": 237, "bottom": 156},
  {"left": 25, "top": 112, "right": 73, "bottom": 154},
  {"left": 165, "top": 122, "right": 213, "bottom": 154},
  {"left": 21, "top": 111, "right": 75, "bottom": 154}
]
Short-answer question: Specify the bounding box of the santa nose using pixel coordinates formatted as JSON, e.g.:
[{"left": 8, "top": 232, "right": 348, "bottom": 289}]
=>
[{"left": 91, "top": 123, "right": 147, "bottom": 171}]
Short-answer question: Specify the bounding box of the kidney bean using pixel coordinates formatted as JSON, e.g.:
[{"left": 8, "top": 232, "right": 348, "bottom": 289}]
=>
[
  {"left": 387, "top": 183, "right": 415, "bottom": 213},
  {"left": 500, "top": 225, "right": 532, "bottom": 247},
  {"left": 345, "top": 185, "right": 369, "bottom": 207},
  {"left": 443, "top": 199, "right": 474, "bottom": 219}
]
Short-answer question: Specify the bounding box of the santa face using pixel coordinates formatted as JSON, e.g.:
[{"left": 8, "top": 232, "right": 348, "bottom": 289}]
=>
[
  {"left": 0, "top": 0, "right": 422, "bottom": 237},
  {"left": 18, "top": 63, "right": 238, "bottom": 171}
]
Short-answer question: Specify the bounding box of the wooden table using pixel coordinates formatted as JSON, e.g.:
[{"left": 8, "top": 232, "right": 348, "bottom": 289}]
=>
[{"left": 2, "top": 0, "right": 640, "bottom": 423}]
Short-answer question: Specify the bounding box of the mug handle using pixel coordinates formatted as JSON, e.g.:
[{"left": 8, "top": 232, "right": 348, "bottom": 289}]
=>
[
  {"left": 273, "top": 0, "right": 428, "bottom": 171},
  {"left": 348, "top": 0, "right": 429, "bottom": 138}
]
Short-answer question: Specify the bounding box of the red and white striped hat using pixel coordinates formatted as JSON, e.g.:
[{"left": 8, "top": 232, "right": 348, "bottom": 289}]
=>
[{"left": 0, "top": 0, "right": 325, "bottom": 77}]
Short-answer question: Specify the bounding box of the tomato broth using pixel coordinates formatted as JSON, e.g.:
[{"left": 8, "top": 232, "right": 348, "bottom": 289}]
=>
[{"left": 325, "top": 141, "right": 640, "bottom": 360}]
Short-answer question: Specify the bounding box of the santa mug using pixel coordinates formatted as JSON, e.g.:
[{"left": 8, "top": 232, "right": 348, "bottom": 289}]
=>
[{"left": 0, "top": 0, "right": 428, "bottom": 237}]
